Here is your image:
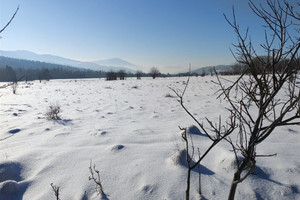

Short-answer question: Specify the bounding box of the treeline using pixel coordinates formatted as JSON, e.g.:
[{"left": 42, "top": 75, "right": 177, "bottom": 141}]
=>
[
  {"left": 0, "top": 56, "right": 164, "bottom": 82},
  {"left": 0, "top": 65, "right": 169, "bottom": 82},
  {"left": 220, "top": 56, "right": 300, "bottom": 75},
  {"left": 0, "top": 56, "right": 86, "bottom": 71},
  {"left": 0, "top": 56, "right": 106, "bottom": 82},
  {"left": 0, "top": 56, "right": 161, "bottom": 82},
  {"left": 0, "top": 65, "right": 105, "bottom": 82}
]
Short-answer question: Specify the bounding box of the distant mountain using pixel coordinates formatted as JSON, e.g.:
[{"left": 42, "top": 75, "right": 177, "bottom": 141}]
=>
[
  {"left": 0, "top": 56, "right": 106, "bottom": 81},
  {"left": 190, "top": 65, "right": 233, "bottom": 75},
  {"left": 93, "top": 58, "right": 137, "bottom": 68},
  {"left": 0, "top": 50, "right": 81, "bottom": 66},
  {"left": 0, "top": 50, "right": 136, "bottom": 73},
  {"left": 0, "top": 56, "right": 84, "bottom": 71}
]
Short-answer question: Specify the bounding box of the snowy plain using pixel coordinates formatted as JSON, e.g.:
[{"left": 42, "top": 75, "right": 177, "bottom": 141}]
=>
[{"left": 0, "top": 76, "right": 299, "bottom": 200}]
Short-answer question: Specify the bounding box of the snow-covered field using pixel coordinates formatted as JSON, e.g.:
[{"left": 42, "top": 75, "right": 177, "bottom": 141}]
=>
[{"left": 0, "top": 76, "right": 299, "bottom": 200}]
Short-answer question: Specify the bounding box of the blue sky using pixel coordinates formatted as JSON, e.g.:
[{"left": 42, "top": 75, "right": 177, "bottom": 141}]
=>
[{"left": 0, "top": 0, "right": 296, "bottom": 73}]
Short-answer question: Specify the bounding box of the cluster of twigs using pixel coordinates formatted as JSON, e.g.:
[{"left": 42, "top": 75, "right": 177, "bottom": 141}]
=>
[{"left": 172, "top": 1, "right": 300, "bottom": 199}]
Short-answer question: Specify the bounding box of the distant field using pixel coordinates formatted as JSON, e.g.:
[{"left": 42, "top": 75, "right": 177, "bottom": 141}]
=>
[{"left": 0, "top": 76, "right": 299, "bottom": 200}]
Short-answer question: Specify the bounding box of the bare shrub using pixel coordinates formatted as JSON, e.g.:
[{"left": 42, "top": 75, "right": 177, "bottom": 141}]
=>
[
  {"left": 46, "top": 103, "right": 61, "bottom": 120},
  {"left": 50, "top": 183, "right": 60, "bottom": 200},
  {"left": 89, "top": 160, "right": 108, "bottom": 199},
  {"left": 172, "top": 1, "right": 300, "bottom": 199},
  {"left": 223, "top": 1, "right": 300, "bottom": 199},
  {"left": 170, "top": 76, "right": 235, "bottom": 200},
  {"left": 106, "top": 71, "right": 117, "bottom": 81},
  {"left": 149, "top": 67, "right": 160, "bottom": 79}
]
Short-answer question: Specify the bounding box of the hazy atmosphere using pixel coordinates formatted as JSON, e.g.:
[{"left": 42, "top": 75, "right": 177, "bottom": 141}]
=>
[
  {"left": 0, "top": 0, "right": 282, "bottom": 73},
  {"left": 1, "top": 1, "right": 300, "bottom": 200}
]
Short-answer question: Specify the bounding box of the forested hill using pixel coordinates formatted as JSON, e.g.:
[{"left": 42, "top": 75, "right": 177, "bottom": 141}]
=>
[{"left": 0, "top": 56, "right": 105, "bottom": 82}]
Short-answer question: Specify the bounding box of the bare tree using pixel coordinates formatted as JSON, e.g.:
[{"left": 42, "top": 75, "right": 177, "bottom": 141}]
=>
[
  {"left": 106, "top": 71, "right": 117, "bottom": 81},
  {"left": 231, "top": 63, "right": 246, "bottom": 75},
  {"left": 200, "top": 71, "right": 205, "bottom": 77},
  {"left": 222, "top": 0, "right": 300, "bottom": 199},
  {"left": 50, "top": 183, "right": 61, "bottom": 200},
  {"left": 208, "top": 67, "right": 214, "bottom": 76},
  {"left": 136, "top": 70, "right": 143, "bottom": 79},
  {"left": 172, "top": 1, "right": 299, "bottom": 199},
  {"left": 170, "top": 75, "right": 236, "bottom": 200},
  {"left": 149, "top": 67, "right": 160, "bottom": 79}
]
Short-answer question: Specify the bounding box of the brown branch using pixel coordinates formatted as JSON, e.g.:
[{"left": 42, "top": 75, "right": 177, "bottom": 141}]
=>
[{"left": 0, "top": 6, "right": 19, "bottom": 34}]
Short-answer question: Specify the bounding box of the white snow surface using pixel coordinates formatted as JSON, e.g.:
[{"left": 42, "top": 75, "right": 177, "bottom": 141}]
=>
[{"left": 0, "top": 76, "right": 299, "bottom": 200}]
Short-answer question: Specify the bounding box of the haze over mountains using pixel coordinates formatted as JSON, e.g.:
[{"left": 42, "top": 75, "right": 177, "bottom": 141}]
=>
[
  {"left": 0, "top": 50, "right": 233, "bottom": 74},
  {"left": 0, "top": 50, "right": 137, "bottom": 73}
]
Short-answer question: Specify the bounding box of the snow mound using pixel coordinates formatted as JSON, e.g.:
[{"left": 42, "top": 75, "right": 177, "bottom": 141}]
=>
[
  {"left": 287, "top": 128, "right": 299, "bottom": 134},
  {"left": 215, "top": 151, "right": 237, "bottom": 172},
  {"left": 8, "top": 129, "right": 21, "bottom": 134},
  {"left": 168, "top": 149, "right": 215, "bottom": 175},
  {"left": 276, "top": 185, "right": 299, "bottom": 197},
  {"left": 168, "top": 149, "right": 187, "bottom": 166},
  {"left": 139, "top": 184, "right": 156, "bottom": 196}
]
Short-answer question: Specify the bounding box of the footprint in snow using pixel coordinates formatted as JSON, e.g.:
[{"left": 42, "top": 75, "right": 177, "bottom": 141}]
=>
[
  {"left": 92, "top": 131, "right": 107, "bottom": 136},
  {"left": 288, "top": 128, "right": 298, "bottom": 133},
  {"left": 111, "top": 144, "right": 125, "bottom": 151},
  {"left": 100, "top": 131, "right": 108, "bottom": 135},
  {"left": 124, "top": 106, "right": 134, "bottom": 110},
  {"left": 141, "top": 185, "right": 156, "bottom": 195},
  {"left": 8, "top": 129, "right": 21, "bottom": 134}
]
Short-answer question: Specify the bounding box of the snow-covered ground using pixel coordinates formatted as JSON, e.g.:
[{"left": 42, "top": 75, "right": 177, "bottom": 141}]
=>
[{"left": 0, "top": 76, "right": 299, "bottom": 200}]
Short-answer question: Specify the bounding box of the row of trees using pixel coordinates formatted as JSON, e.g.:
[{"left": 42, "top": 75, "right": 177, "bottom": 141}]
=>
[
  {"left": 106, "top": 67, "right": 161, "bottom": 80},
  {"left": 0, "top": 65, "right": 105, "bottom": 82},
  {"left": 5, "top": 59, "right": 298, "bottom": 83},
  {"left": 0, "top": 65, "right": 164, "bottom": 82},
  {"left": 223, "top": 57, "right": 300, "bottom": 76}
]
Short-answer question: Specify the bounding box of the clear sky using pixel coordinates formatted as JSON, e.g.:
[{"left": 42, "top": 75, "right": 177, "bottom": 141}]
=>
[{"left": 0, "top": 0, "right": 297, "bottom": 73}]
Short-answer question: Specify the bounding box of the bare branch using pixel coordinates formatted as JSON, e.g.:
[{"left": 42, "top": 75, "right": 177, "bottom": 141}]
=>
[{"left": 0, "top": 6, "right": 19, "bottom": 34}]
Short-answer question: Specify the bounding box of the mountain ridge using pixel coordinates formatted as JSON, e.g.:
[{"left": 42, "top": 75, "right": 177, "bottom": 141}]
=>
[
  {"left": 0, "top": 50, "right": 136, "bottom": 73},
  {"left": 190, "top": 64, "right": 233, "bottom": 74}
]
